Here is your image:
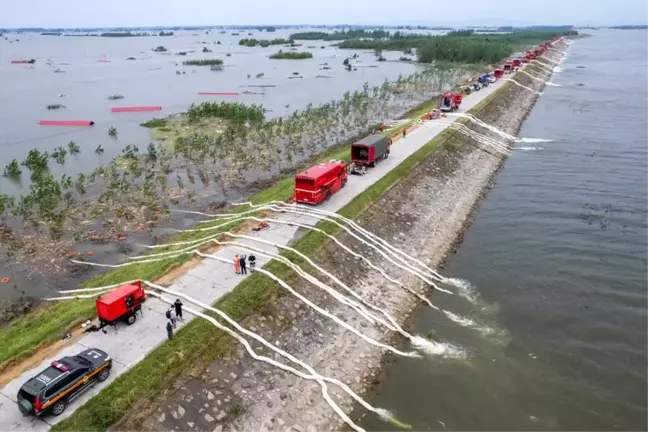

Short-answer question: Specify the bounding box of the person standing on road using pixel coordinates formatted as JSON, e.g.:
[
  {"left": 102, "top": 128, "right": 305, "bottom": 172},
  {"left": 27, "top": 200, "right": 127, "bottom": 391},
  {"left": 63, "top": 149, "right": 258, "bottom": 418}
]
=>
[
  {"left": 249, "top": 254, "right": 256, "bottom": 272},
  {"left": 166, "top": 306, "right": 176, "bottom": 328},
  {"left": 402, "top": 128, "right": 407, "bottom": 139},
  {"left": 166, "top": 320, "right": 173, "bottom": 340},
  {"left": 234, "top": 254, "right": 241, "bottom": 274},
  {"left": 174, "top": 298, "right": 184, "bottom": 322},
  {"left": 239, "top": 254, "right": 247, "bottom": 275}
]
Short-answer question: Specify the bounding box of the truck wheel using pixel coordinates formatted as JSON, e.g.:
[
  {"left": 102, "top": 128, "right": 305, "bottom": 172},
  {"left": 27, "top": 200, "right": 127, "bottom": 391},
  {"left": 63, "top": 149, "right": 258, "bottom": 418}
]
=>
[
  {"left": 97, "top": 367, "right": 110, "bottom": 382},
  {"left": 125, "top": 313, "right": 137, "bottom": 325},
  {"left": 370, "top": 161, "right": 376, "bottom": 168},
  {"left": 51, "top": 400, "right": 67, "bottom": 416}
]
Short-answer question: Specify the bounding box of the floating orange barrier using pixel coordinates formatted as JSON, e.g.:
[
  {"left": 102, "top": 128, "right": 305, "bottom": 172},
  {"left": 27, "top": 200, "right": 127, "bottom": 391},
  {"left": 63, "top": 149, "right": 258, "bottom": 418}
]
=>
[
  {"left": 198, "top": 92, "right": 239, "bottom": 96},
  {"left": 111, "top": 106, "right": 162, "bottom": 112},
  {"left": 0, "top": 277, "right": 10, "bottom": 283},
  {"left": 11, "top": 60, "right": 30, "bottom": 64},
  {"left": 87, "top": 251, "right": 94, "bottom": 256},
  {"left": 68, "top": 252, "right": 77, "bottom": 258},
  {"left": 39, "top": 120, "right": 95, "bottom": 126},
  {"left": 98, "top": 59, "right": 111, "bottom": 63},
  {"left": 118, "top": 235, "right": 126, "bottom": 241}
]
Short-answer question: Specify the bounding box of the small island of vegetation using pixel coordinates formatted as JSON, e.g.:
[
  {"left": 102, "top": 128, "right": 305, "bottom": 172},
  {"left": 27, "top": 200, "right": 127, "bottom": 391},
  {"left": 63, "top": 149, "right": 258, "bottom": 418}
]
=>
[
  {"left": 239, "top": 38, "right": 293, "bottom": 47},
  {"left": 269, "top": 50, "right": 313, "bottom": 60},
  {"left": 182, "top": 58, "right": 224, "bottom": 66}
]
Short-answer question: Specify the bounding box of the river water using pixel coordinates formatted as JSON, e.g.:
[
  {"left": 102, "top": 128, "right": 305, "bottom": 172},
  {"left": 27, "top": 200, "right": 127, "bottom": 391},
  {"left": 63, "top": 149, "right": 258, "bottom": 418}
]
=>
[{"left": 360, "top": 30, "right": 647, "bottom": 431}]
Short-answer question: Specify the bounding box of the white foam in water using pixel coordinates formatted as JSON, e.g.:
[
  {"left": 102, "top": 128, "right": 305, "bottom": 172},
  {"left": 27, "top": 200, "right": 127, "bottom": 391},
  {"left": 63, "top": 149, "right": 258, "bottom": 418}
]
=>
[
  {"left": 442, "top": 311, "right": 498, "bottom": 337},
  {"left": 517, "top": 146, "right": 544, "bottom": 151},
  {"left": 519, "top": 137, "right": 554, "bottom": 143},
  {"left": 445, "top": 277, "right": 479, "bottom": 303},
  {"left": 546, "top": 81, "right": 562, "bottom": 87},
  {"left": 411, "top": 336, "right": 466, "bottom": 359}
]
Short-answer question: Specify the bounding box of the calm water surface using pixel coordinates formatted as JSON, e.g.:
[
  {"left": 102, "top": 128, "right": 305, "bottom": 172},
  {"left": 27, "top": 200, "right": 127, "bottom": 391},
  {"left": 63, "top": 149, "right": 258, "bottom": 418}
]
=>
[{"left": 361, "top": 30, "right": 647, "bottom": 431}]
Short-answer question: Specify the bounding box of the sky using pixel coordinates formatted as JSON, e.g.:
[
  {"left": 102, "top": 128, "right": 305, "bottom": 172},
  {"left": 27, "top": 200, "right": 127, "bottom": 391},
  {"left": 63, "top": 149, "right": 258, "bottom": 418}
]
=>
[{"left": 3, "top": 0, "right": 648, "bottom": 28}]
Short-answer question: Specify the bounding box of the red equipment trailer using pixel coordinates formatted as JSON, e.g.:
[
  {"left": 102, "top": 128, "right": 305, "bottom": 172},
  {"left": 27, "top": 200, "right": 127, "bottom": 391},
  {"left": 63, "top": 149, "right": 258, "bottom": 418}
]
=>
[
  {"left": 438, "top": 91, "right": 463, "bottom": 112},
  {"left": 493, "top": 69, "right": 504, "bottom": 79},
  {"left": 294, "top": 161, "right": 348, "bottom": 205},
  {"left": 525, "top": 51, "right": 536, "bottom": 61},
  {"left": 96, "top": 281, "right": 146, "bottom": 330},
  {"left": 503, "top": 62, "right": 513, "bottom": 73},
  {"left": 351, "top": 134, "right": 392, "bottom": 167},
  {"left": 512, "top": 58, "right": 522, "bottom": 69}
]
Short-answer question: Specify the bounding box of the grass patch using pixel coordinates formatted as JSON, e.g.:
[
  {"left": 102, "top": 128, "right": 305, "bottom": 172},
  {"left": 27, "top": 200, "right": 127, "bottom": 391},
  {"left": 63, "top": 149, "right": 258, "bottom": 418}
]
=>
[
  {"left": 139, "top": 118, "right": 168, "bottom": 128},
  {"left": 269, "top": 50, "right": 313, "bottom": 60},
  {"left": 182, "top": 59, "right": 223, "bottom": 66}
]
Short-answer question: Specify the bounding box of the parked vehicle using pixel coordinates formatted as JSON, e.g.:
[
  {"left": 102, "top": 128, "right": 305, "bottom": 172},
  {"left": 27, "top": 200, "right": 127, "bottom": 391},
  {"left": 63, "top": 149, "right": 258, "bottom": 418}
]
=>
[
  {"left": 17, "top": 348, "right": 112, "bottom": 417},
  {"left": 478, "top": 74, "right": 491, "bottom": 86},
  {"left": 294, "top": 160, "right": 348, "bottom": 205},
  {"left": 351, "top": 134, "right": 391, "bottom": 167},
  {"left": 493, "top": 69, "right": 504, "bottom": 79},
  {"left": 96, "top": 281, "right": 146, "bottom": 330},
  {"left": 512, "top": 58, "right": 522, "bottom": 69},
  {"left": 503, "top": 62, "right": 513, "bottom": 73},
  {"left": 438, "top": 91, "right": 463, "bottom": 112}
]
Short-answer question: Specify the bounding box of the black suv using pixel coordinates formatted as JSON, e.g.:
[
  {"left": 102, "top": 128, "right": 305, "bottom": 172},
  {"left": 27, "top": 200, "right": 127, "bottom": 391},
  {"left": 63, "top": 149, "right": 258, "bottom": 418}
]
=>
[{"left": 17, "top": 348, "right": 112, "bottom": 417}]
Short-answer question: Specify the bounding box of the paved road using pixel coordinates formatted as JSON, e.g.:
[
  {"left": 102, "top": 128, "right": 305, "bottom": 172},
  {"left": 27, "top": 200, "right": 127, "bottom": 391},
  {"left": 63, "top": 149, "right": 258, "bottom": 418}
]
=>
[{"left": 0, "top": 77, "right": 509, "bottom": 430}]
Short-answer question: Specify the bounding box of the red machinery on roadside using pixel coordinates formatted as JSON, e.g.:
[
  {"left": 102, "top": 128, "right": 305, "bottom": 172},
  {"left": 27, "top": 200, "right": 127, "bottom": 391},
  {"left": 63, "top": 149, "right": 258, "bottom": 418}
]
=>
[
  {"left": 525, "top": 51, "right": 536, "bottom": 62},
  {"left": 293, "top": 161, "right": 348, "bottom": 205},
  {"left": 493, "top": 68, "right": 504, "bottom": 79},
  {"left": 503, "top": 62, "right": 513, "bottom": 73},
  {"left": 512, "top": 58, "right": 522, "bottom": 69},
  {"left": 438, "top": 91, "right": 463, "bottom": 112},
  {"left": 96, "top": 281, "right": 146, "bottom": 331}
]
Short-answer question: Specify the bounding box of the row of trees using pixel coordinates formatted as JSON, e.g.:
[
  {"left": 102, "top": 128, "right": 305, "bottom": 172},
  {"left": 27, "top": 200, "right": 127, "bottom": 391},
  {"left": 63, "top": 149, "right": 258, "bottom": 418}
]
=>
[
  {"left": 289, "top": 29, "right": 391, "bottom": 41},
  {"left": 337, "top": 30, "right": 578, "bottom": 63},
  {"left": 182, "top": 59, "right": 223, "bottom": 66},
  {"left": 186, "top": 102, "right": 265, "bottom": 123},
  {"left": 0, "top": 65, "right": 466, "bottom": 275},
  {"left": 239, "top": 38, "right": 292, "bottom": 47}
]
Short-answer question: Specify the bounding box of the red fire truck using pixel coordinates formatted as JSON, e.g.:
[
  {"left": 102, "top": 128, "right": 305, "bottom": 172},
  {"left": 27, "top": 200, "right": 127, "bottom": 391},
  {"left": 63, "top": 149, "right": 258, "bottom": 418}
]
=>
[
  {"left": 294, "top": 161, "right": 348, "bottom": 205},
  {"left": 438, "top": 91, "right": 463, "bottom": 112}
]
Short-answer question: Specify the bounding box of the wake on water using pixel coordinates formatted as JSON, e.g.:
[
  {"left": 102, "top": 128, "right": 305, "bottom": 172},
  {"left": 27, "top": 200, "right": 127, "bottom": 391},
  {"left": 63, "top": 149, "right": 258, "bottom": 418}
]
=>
[
  {"left": 517, "top": 146, "right": 544, "bottom": 151},
  {"left": 546, "top": 81, "right": 563, "bottom": 87},
  {"left": 519, "top": 137, "right": 554, "bottom": 143},
  {"left": 411, "top": 336, "right": 466, "bottom": 359}
]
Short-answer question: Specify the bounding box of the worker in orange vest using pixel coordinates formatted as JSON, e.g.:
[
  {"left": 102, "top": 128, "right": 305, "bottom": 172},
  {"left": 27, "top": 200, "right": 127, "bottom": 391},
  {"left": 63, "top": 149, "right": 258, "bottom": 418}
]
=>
[{"left": 234, "top": 254, "right": 241, "bottom": 274}]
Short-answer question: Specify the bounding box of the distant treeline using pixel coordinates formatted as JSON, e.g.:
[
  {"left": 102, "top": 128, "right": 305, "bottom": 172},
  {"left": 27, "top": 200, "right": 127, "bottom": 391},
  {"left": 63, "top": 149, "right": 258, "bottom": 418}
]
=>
[
  {"left": 100, "top": 31, "right": 173, "bottom": 37},
  {"left": 239, "top": 38, "right": 292, "bottom": 47},
  {"left": 609, "top": 25, "right": 648, "bottom": 29},
  {"left": 289, "top": 29, "right": 391, "bottom": 40},
  {"left": 338, "top": 30, "right": 578, "bottom": 63}
]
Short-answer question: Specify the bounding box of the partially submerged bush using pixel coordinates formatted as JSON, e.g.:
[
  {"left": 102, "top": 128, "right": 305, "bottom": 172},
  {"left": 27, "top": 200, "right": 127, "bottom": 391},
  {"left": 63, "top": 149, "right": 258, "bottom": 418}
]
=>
[
  {"left": 182, "top": 59, "right": 223, "bottom": 66},
  {"left": 108, "top": 126, "right": 117, "bottom": 137},
  {"left": 107, "top": 94, "right": 125, "bottom": 100},
  {"left": 3, "top": 159, "right": 21, "bottom": 178},
  {"left": 47, "top": 104, "right": 64, "bottom": 110},
  {"left": 187, "top": 101, "right": 265, "bottom": 123},
  {"left": 140, "top": 118, "right": 168, "bottom": 128},
  {"left": 269, "top": 50, "right": 313, "bottom": 60}
]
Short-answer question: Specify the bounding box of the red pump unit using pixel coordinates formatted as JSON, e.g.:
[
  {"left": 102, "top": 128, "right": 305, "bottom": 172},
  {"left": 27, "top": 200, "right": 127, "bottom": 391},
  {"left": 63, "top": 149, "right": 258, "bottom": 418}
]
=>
[
  {"left": 294, "top": 161, "right": 348, "bottom": 205},
  {"left": 512, "top": 58, "right": 522, "bottom": 68},
  {"left": 438, "top": 91, "right": 463, "bottom": 112},
  {"left": 493, "top": 69, "right": 504, "bottom": 79},
  {"left": 503, "top": 62, "right": 513, "bottom": 73},
  {"left": 96, "top": 281, "right": 146, "bottom": 327}
]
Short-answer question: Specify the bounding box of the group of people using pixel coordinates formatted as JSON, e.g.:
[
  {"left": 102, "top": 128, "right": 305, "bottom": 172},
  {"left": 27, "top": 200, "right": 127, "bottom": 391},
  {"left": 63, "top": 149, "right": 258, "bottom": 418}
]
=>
[
  {"left": 165, "top": 298, "right": 184, "bottom": 340},
  {"left": 234, "top": 253, "right": 256, "bottom": 275}
]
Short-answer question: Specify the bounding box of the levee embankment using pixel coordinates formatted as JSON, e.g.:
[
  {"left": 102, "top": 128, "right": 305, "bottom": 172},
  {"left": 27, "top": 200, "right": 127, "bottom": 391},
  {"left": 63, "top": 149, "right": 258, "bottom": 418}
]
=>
[{"left": 121, "top": 65, "right": 551, "bottom": 432}]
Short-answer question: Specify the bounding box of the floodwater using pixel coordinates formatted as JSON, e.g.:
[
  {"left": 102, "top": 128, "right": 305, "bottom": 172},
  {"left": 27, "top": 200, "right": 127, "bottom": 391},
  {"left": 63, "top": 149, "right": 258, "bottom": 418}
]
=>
[
  {"left": 360, "top": 30, "right": 647, "bottom": 431},
  {"left": 0, "top": 28, "right": 417, "bottom": 196},
  {"left": 0, "top": 29, "right": 419, "bottom": 306}
]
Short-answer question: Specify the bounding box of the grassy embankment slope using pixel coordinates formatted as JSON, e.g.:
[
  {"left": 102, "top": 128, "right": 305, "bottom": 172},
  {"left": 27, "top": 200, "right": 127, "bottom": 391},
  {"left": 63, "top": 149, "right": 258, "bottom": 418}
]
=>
[{"left": 51, "top": 70, "right": 530, "bottom": 431}]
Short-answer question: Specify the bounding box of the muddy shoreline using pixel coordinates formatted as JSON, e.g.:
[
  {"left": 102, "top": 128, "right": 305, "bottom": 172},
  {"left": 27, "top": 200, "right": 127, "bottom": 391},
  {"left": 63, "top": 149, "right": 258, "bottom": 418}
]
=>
[{"left": 112, "top": 63, "right": 554, "bottom": 432}]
